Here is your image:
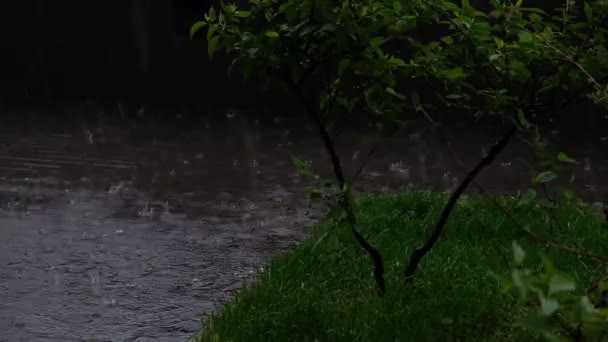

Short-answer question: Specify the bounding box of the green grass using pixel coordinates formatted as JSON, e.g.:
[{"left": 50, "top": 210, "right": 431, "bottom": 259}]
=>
[{"left": 197, "top": 191, "right": 608, "bottom": 341}]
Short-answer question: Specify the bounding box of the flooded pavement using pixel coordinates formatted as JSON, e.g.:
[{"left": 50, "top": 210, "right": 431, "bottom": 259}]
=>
[{"left": 0, "top": 103, "right": 606, "bottom": 341}]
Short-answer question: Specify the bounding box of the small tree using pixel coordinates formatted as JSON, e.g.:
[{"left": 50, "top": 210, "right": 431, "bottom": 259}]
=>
[
  {"left": 191, "top": 0, "right": 608, "bottom": 298},
  {"left": 192, "top": 0, "right": 428, "bottom": 294}
]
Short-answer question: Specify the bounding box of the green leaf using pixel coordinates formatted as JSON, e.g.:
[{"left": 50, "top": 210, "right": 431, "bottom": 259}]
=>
[
  {"left": 516, "top": 0, "right": 524, "bottom": 7},
  {"left": 207, "top": 24, "right": 218, "bottom": 43},
  {"left": 207, "top": 7, "right": 217, "bottom": 22},
  {"left": 584, "top": 2, "right": 593, "bottom": 23},
  {"left": 442, "top": 67, "right": 466, "bottom": 80},
  {"left": 265, "top": 31, "right": 280, "bottom": 38},
  {"left": 512, "top": 241, "right": 525, "bottom": 266},
  {"left": 557, "top": 152, "right": 577, "bottom": 164},
  {"left": 386, "top": 87, "right": 406, "bottom": 99},
  {"left": 393, "top": 0, "right": 402, "bottom": 13},
  {"left": 534, "top": 171, "right": 558, "bottom": 184},
  {"left": 574, "top": 296, "right": 596, "bottom": 321},
  {"left": 472, "top": 10, "right": 488, "bottom": 18},
  {"left": 541, "top": 255, "right": 555, "bottom": 278},
  {"left": 369, "top": 37, "right": 384, "bottom": 49},
  {"left": 223, "top": 4, "right": 237, "bottom": 15},
  {"left": 442, "top": 1, "right": 461, "bottom": 12},
  {"left": 518, "top": 30, "right": 533, "bottom": 43},
  {"left": 519, "top": 7, "right": 547, "bottom": 15},
  {"left": 264, "top": 10, "right": 273, "bottom": 22},
  {"left": 291, "top": 157, "right": 314, "bottom": 177},
  {"left": 539, "top": 293, "right": 560, "bottom": 316},
  {"left": 489, "top": 54, "right": 502, "bottom": 62},
  {"left": 517, "top": 109, "right": 531, "bottom": 128},
  {"left": 190, "top": 21, "right": 207, "bottom": 39},
  {"left": 388, "top": 57, "right": 407, "bottom": 66},
  {"left": 512, "top": 269, "right": 528, "bottom": 299},
  {"left": 548, "top": 273, "right": 576, "bottom": 296},
  {"left": 446, "top": 94, "right": 463, "bottom": 99},
  {"left": 494, "top": 37, "right": 504, "bottom": 48},
  {"left": 247, "top": 47, "right": 260, "bottom": 57},
  {"left": 590, "top": 202, "right": 605, "bottom": 218},
  {"left": 234, "top": 11, "right": 251, "bottom": 18},
  {"left": 516, "top": 189, "right": 536, "bottom": 208},
  {"left": 208, "top": 36, "right": 220, "bottom": 59}
]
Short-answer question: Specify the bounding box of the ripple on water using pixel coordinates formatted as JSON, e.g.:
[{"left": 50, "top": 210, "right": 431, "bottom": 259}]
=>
[
  {"left": 0, "top": 176, "right": 314, "bottom": 341},
  {"left": 0, "top": 112, "right": 606, "bottom": 341}
]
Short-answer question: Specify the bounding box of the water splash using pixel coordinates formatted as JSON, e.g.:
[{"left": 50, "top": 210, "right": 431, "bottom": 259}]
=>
[
  {"left": 226, "top": 109, "right": 237, "bottom": 119},
  {"left": 389, "top": 161, "right": 410, "bottom": 178},
  {"left": 584, "top": 157, "right": 592, "bottom": 172}
]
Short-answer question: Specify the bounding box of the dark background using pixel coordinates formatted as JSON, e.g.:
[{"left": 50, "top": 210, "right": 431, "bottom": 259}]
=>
[
  {"left": 0, "top": 0, "right": 273, "bottom": 108},
  {"left": 0, "top": 0, "right": 593, "bottom": 116}
]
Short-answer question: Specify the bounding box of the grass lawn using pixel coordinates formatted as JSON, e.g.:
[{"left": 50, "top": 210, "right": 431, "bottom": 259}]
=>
[{"left": 197, "top": 191, "right": 608, "bottom": 341}]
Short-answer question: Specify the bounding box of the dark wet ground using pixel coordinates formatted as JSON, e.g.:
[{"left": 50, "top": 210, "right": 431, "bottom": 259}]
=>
[{"left": 0, "top": 103, "right": 606, "bottom": 341}]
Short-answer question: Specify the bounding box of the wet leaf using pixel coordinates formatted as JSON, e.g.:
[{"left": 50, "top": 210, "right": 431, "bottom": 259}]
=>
[
  {"left": 442, "top": 67, "right": 466, "bottom": 80},
  {"left": 518, "top": 30, "right": 533, "bottom": 43},
  {"left": 207, "top": 24, "right": 218, "bottom": 43},
  {"left": 386, "top": 87, "right": 406, "bottom": 99},
  {"left": 557, "top": 152, "right": 577, "bottom": 164},
  {"left": 539, "top": 293, "right": 560, "bottom": 316},
  {"left": 512, "top": 269, "right": 528, "bottom": 299},
  {"left": 517, "top": 109, "right": 531, "bottom": 129},
  {"left": 541, "top": 255, "right": 555, "bottom": 277},
  {"left": 265, "top": 31, "right": 280, "bottom": 38},
  {"left": 446, "top": 94, "right": 463, "bottom": 99},
  {"left": 574, "top": 296, "right": 596, "bottom": 321},
  {"left": 234, "top": 11, "right": 251, "bottom": 18},
  {"left": 389, "top": 57, "right": 407, "bottom": 66},
  {"left": 584, "top": 2, "right": 593, "bottom": 23},
  {"left": 494, "top": 37, "right": 504, "bottom": 48},
  {"left": 516, "top": 189, "right": 536, "bottom": 208},
  {"left": 369, "top": 37, "right": 384, "bottom": 49},
  {"left": 535, "top": 171, "right": 558, "bottom": 184},
  {"left": 190, "top": 21, "right": 207, "bottom": 39},
  {"left": 548, "top": 273, "right": 576, "bottom": 296},
  {"left": 393, "top": 0, "right": 402, "bottom": 13},
  {"left": 206, "top": 7, "right": 217, "bottom": 22},
  {"left": 208, "top": 36, "right": 220, "bottom": 59},
  {"left": 512, "top": 241, "right": 526, "bottom": 266},
  {"left": 589, "top": 202, "right": 605, "bottom": 219},
  {"left": 292, "top": 157, "right": 314, "bottom": 177},
  {"left": 222, "top": 4, "right": 237, "bottom": 15}
]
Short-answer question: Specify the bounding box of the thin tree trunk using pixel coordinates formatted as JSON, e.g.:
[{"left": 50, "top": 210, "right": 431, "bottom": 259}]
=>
[
  {"left": 288, "top": 80, "right": 386, "bottom": 294},
  {"left": 404, "top": 125, "right": 517, "bottom": 281}
]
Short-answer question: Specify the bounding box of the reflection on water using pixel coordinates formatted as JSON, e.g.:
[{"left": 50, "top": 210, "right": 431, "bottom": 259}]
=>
[{"left": 0, "top": 103, "right": 606, "bottom": 341}]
